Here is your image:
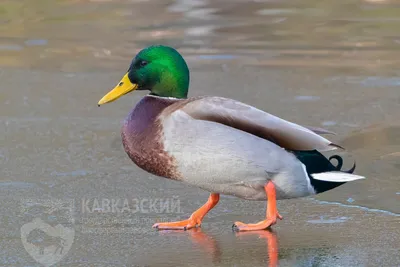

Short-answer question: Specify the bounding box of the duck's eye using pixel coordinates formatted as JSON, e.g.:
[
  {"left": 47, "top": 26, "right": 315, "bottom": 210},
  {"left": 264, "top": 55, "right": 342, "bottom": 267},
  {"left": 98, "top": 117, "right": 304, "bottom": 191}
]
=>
[{"left": 139, "top": 60, "right": 148, "bottom": 67}]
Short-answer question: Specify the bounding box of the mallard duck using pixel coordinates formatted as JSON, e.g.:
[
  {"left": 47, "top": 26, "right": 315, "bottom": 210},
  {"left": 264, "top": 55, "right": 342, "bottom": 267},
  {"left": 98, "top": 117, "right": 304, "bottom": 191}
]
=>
[{"left": 98, "top": 45, "right": 364, "bottom": 231}]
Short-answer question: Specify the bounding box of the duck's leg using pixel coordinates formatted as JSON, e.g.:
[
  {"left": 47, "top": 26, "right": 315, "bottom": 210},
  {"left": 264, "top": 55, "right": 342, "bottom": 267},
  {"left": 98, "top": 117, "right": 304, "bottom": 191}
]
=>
[
  {"left": 153, "top": 193, "right": 220, "bottom": 230},
  {"left": 233, "top": 181, "right": 282, "bottom": 231}
]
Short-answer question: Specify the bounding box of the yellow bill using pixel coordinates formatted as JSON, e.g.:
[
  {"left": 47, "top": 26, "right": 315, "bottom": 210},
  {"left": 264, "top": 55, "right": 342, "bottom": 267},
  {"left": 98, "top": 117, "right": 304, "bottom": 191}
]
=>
[{"left": 98, "top": 73, "right": 138, "bottom": 106}]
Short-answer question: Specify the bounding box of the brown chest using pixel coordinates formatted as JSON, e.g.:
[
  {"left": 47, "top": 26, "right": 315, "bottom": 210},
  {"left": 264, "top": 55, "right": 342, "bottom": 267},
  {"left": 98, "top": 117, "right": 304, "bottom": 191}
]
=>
[
  {"left": 120, "top": 96, "right": 182, "bottom": 180},
  {"left": 122, "top": 128, "right": 180, "bottom": 180}
]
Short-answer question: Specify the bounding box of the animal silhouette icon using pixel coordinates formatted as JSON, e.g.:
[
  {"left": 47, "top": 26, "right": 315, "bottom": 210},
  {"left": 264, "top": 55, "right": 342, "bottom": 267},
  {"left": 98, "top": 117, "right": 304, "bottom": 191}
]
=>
[{"left": 26, "top": 228, "right": 66, "bottom": 255}]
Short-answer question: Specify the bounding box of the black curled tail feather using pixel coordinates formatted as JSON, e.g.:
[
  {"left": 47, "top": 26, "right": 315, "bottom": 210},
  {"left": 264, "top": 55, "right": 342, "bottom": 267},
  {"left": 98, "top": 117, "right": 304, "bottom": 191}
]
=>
[
  {"left": 292, "top": 150, "right": 357, "bottom": 194},
  {"left": 329, "top": 155, "right": 356, "bottom": 174},
  {"left": 328, "top": 155, "right": 343, "bottom": 170}
]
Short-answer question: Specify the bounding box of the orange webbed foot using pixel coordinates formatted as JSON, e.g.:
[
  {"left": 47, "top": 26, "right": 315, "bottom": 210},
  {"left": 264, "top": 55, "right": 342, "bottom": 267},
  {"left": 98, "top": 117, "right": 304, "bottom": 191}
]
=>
[
  {"left": 152, "top": 218, "right": 201, "bottom": 230},
  {"left": 233, "top": 181, "right": 282, "bottom": 232},
  {"left": 153, "top": 193, "right": 219, "bottom": 231},
  {"left": 233, "top": 212, "right": 282, "bottom": 231}
]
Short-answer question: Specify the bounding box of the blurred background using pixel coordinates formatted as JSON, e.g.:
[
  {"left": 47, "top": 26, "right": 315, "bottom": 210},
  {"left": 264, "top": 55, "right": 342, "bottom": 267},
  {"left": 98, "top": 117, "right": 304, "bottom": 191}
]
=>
[
  {"left": 1, "top": 0, "right": 400, "bottom": 73},
  {"left": 0, "top": 0, "right": 399, "bottom": 266}
]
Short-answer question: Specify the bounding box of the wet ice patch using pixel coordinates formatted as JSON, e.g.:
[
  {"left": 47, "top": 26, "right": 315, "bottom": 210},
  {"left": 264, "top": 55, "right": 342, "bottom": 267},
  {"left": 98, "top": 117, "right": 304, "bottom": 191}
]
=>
[
  {"left": 197, "top": 54, "right": 237, "bottom": 60},
  {"left": 313, "top": 199, "right": 400, "bottom": 216},
  {"left": 185, "top": 26, "right": 216, "bottom": 36},
  {"left": 327, "top": 76, "right": 400, "bottom": 87},
  {"left": 24, "top": 39, "right": 48, "bottom": 46},
  {"left": 294, "top": 95, "right": 320, "bottom": 101},
  {"left": 322, "top": 121, "right": 337, "bottom": 126},
  {"left": 0, "top": 44, "right": 23, "bottom": 51},
  {"left": 50, "top": 170, "right": 92, "bottom": 177},
  {"left": 0, "top": 181, "right": 38, "bottom": 189},
  {"left": 308, "top": 216, "right": 349, "bottom": 224},
  {"left": 257, "top": 8, "right": 295, "bottom": 15},
  {"left": 322, "top": 121, "right": 358, "bottom": 128}
]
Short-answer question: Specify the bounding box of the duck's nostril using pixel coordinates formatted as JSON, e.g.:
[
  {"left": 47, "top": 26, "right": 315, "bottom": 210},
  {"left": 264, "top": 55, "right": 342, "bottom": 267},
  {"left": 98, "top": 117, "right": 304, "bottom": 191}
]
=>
[{"left": 119, "top": 82, "right": 124, "bottom": 86}]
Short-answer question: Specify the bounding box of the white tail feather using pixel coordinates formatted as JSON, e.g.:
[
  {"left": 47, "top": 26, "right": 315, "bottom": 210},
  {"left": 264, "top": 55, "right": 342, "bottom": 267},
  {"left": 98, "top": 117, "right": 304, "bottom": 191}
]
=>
[{"left": 311, "top": 172, "right": 365, "bottom": 182}]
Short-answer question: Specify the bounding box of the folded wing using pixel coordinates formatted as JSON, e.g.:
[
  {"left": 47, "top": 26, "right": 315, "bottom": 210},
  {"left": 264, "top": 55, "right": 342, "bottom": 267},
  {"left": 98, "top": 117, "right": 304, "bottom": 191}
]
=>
[{"left": 179, "top": 96, "right": 340, "bottom": 152}]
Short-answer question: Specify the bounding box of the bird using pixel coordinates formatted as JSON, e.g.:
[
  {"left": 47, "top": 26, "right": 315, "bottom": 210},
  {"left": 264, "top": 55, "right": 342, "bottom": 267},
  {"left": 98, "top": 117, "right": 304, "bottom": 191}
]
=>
[{"left": 98, "top": 45, "right": 364, "bottom": 231}]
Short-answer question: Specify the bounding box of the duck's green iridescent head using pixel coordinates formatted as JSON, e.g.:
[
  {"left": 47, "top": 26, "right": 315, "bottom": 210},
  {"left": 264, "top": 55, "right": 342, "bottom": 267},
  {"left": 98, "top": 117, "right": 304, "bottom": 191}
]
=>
[{"left": 98, "top": 45, "right": 190, "bottom": 105}]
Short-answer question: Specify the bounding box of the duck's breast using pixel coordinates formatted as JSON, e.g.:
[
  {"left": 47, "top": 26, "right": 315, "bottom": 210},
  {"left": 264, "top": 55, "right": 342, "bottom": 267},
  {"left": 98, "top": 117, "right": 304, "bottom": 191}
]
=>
[{"left": 121, "top": 96, "right": 183, "bottom": 180}]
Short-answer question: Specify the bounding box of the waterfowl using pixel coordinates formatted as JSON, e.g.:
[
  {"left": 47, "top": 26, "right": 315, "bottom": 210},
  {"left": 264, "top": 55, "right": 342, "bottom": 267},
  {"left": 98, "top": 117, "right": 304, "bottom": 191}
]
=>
[{"left": 98, "top": 45, "right": 365, "bottom": 231}]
